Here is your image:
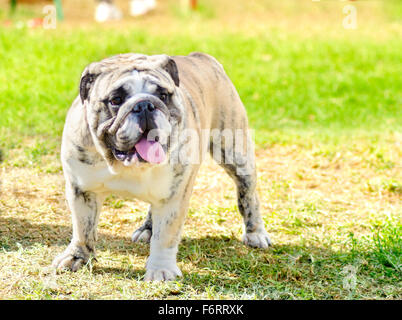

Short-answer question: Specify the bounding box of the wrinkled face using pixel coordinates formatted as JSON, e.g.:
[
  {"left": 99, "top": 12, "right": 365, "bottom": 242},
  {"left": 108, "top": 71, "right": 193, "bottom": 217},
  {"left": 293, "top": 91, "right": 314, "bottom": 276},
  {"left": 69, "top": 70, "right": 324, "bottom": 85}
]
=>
[
  {"left": 80, "top": 55, "right": 181, "bottom": 167},
  {"left": 99, "top": 70, "right": 174, "bottom": 166}
]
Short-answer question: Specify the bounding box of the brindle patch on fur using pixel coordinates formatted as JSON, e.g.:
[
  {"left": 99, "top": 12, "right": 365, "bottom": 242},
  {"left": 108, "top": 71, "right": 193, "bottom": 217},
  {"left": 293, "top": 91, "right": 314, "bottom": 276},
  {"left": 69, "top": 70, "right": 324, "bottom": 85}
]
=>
[{"left": 74, "top": 144, "right": 94, "bottom": 165}]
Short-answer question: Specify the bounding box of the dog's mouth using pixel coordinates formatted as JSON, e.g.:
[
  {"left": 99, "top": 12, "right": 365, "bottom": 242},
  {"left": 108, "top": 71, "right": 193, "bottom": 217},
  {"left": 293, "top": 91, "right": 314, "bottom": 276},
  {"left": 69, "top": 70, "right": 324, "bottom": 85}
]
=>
[{"left": 111, "top": 136, "right": 166, "bottom": 166}]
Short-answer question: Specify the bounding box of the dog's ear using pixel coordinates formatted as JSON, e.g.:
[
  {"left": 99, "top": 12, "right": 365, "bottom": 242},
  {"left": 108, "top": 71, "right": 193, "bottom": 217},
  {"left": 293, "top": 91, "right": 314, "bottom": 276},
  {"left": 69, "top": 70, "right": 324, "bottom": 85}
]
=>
[
  {"left": 163, "top": 58, "right": 180, "bottom": 87},
  {"left": 79, "top": 68, "right": 98, "bottom": 104}
]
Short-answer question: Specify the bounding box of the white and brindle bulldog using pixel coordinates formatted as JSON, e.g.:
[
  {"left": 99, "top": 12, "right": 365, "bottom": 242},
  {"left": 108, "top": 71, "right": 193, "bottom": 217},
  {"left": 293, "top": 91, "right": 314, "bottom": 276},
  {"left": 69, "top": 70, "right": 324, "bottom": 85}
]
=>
[{"left": 53, "top": 52, "right": 271, "bottom": 281}]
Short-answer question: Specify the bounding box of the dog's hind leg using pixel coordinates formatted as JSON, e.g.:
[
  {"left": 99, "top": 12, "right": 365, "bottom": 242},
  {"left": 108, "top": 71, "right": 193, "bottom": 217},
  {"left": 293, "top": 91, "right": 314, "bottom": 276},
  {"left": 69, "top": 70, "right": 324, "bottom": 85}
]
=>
[
  {"left": 131, "top": 206, "right": 152, "bottom": 243},
  {"left": 209, "top": 129, "right": 272, "bottom": 248}
]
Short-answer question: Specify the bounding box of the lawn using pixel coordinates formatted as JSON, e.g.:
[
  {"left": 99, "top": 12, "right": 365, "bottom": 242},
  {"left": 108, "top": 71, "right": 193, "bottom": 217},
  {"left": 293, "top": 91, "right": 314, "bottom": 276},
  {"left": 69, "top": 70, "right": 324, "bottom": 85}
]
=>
[{"left": 0, "top": 0, "right": 401, "bottom": 299}]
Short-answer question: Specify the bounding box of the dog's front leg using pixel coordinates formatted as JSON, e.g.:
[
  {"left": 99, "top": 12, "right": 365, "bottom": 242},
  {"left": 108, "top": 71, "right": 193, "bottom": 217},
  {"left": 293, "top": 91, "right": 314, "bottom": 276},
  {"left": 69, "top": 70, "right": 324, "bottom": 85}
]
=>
[
  {"left": 143, "top": 197, "right": 188, "bottom": 281},
  {"left": 144, "top": 165, "right": 198, "bottom": 282},
  {"left": 52, "top": 181, "right": 103, "bottom": 271}
]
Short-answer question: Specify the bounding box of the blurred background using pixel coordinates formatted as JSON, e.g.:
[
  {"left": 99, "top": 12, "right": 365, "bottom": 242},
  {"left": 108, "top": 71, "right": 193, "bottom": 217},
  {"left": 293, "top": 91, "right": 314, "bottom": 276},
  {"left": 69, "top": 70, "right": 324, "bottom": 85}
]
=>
[{"left": 0, "top": 0, "right": 401, "bottom": 141}]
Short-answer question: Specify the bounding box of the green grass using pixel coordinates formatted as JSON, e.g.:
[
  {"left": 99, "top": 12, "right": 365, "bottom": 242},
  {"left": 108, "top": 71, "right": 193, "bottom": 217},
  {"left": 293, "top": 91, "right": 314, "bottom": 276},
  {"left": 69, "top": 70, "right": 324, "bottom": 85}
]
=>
[
  {"left": 0, "top": 26, "right": 401, "bottom": 143},
  {"left": 0, "top": 0, "right": 401, "bottom": 300},
  {"left": 0, "top": 206, "right": 400, "bottom": 299}
]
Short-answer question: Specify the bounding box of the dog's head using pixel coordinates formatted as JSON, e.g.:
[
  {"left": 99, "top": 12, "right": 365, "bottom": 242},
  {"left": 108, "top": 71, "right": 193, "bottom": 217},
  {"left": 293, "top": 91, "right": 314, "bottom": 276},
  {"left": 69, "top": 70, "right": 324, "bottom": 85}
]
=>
[{"left": 79, "top": 54, "right": 183, "bottom": 168}]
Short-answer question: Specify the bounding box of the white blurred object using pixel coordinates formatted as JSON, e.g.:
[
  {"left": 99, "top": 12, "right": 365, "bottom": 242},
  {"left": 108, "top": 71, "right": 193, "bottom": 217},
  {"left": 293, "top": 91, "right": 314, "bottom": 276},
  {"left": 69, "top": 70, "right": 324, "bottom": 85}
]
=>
[
  {"left": 130, "top": 0, "right": 157, "bottom": 17},
  {"left": 95, "top": 1, "right": 123, "bottom": 22}
]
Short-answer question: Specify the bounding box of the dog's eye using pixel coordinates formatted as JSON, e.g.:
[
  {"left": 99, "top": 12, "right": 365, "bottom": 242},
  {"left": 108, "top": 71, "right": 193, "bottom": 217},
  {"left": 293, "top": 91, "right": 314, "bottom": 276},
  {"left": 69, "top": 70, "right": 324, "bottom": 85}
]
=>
[
  {"left": 160, "top": 93, "right": 168, "bottom": 103},
  {"left": 110, "top": 96, "right": 123, "bottom": 106}
]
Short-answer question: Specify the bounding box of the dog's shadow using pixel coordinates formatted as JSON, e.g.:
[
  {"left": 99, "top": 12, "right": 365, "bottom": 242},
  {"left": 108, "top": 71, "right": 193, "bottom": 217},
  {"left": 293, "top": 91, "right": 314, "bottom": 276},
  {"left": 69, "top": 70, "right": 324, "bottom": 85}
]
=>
[{"left": 0, "top": 215, "right": 337, "bottom": 282}]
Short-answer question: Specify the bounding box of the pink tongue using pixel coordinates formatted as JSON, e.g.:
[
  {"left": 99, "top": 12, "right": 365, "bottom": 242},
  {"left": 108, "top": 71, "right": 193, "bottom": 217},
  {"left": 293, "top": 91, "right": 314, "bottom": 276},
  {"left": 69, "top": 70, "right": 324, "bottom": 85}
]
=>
[{"left": 135, "top": 137, "right": 166, "bottom": 164}]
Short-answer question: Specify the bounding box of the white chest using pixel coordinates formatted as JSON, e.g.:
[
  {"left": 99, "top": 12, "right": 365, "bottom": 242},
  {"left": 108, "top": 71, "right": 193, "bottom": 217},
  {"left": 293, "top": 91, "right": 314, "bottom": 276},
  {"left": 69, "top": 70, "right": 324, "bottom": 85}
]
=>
[{"left": 65, "top": 158, "right": 173, "bottom": 203}]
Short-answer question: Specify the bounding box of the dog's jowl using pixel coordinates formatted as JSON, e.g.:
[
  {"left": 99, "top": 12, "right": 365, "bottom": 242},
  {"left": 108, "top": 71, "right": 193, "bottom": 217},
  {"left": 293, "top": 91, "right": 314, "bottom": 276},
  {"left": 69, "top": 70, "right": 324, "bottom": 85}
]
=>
[{"left": 53, "top": 52, "right": 271, "bottom": 281}]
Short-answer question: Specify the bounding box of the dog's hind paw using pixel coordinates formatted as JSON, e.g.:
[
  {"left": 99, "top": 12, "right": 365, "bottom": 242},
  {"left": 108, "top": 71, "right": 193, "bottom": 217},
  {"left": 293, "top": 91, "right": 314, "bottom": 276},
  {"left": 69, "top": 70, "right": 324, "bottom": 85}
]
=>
[
  {"left": 131, "top": 228, "right": 152, "bottom": 243},
  {"left": 243, "top": 230, "right": 272, "bottom": 249}
]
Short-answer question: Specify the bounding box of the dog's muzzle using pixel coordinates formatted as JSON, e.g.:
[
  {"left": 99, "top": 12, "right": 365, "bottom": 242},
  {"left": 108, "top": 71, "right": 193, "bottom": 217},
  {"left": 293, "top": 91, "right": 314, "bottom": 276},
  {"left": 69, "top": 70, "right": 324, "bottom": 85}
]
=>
[{"left": 97, "top": 94, "right": 171, "bottom": 165}]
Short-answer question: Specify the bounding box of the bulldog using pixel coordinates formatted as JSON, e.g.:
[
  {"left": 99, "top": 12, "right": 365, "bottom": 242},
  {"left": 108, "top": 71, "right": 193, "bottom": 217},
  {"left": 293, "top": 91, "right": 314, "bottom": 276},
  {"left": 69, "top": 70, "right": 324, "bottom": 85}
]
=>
[{"left": 53, "top": 52, "right": 271, "bottom": 281}]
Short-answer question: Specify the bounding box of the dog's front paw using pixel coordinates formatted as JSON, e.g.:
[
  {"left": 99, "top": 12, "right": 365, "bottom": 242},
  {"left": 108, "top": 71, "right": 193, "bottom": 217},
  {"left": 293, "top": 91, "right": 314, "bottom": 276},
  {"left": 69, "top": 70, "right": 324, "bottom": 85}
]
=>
[
  {"left": 243, "top": 230, "right": 272, "bottom": 249},
  {"left": 144, "top": 266, "right": 182, "bottom": 281},
  {"left": 131, "top": 227, "right": 152, "bottom": 243},
  {"left": 144, "top": 256, "right": 182, "bottom": 281},
  {"left": 52, "top": 244, "right": 93, "bottom": 272}
]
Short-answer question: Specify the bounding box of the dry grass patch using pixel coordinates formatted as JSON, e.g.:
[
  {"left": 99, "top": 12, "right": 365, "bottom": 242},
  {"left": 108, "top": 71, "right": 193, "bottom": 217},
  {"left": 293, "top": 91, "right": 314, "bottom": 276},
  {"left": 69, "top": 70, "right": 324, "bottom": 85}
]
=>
[{"left": 0, "top": 135, "right": 401, "bottom": 299}]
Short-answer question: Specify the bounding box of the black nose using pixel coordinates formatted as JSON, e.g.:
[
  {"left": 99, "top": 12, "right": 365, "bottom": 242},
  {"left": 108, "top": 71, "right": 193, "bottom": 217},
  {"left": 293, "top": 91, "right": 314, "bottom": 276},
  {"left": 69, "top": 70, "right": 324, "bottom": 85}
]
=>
[{"left": 133, "top": 101, "right": 155, "bottom": 113}]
